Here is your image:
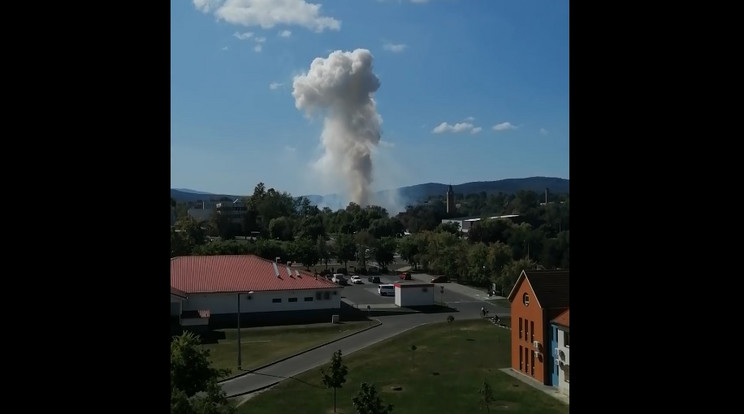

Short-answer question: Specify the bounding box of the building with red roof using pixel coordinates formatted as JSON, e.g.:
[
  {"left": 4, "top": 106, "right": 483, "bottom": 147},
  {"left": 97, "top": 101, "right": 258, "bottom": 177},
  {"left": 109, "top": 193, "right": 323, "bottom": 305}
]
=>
[{"left": 171, "top": 255, "right": 343, "bottom": 328}]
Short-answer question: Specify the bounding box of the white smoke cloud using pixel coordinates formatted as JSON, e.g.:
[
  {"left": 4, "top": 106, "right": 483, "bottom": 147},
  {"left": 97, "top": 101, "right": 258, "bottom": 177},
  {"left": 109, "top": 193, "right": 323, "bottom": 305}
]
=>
[
  {"left": 195, "top": 0, "right": 341, "bottom": 33},
  {"left": 293, "top": 49, "right": 382, "bottom": 208},
  {"left": 492, "top": 122, "right": 516, "bottom": 131}
]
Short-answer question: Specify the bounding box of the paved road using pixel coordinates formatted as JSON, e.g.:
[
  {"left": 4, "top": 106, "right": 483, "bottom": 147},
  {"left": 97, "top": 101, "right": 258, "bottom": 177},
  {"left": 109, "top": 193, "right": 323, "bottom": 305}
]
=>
[{"left": 220, "top": 275, "right": 511, "bottom": 398}]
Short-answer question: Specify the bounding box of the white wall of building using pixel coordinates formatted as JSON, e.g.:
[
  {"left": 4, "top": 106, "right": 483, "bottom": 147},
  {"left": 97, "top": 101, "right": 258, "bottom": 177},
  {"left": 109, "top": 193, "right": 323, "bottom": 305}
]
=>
[
  {"left": 556, "top": 327, "right": 570, "bottom": 396},
  {"left": 183, "top": 289, "right": 342, "bottom": 315},
  {"left": 395, "top": 284, "right": 435, "bottom": 307}
]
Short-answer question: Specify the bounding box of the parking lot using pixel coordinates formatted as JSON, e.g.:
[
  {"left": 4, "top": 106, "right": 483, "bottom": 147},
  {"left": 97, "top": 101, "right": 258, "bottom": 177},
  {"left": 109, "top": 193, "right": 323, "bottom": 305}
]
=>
[{"left": 337, "top": 274, "right": 402, "bottom": 305}]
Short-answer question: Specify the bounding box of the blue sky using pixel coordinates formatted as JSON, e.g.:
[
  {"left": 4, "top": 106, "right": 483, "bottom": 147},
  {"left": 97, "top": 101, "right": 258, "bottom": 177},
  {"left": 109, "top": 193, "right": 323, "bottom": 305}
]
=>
[{"left": 171, "top": 0, "right": 569, "bottom": 205}]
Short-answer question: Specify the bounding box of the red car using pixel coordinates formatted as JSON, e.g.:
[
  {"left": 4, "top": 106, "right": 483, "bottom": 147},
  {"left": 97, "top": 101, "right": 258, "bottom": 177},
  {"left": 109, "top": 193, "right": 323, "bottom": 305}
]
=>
[{"left": 399, "top": 272, "right": 412, "bottom": 280}]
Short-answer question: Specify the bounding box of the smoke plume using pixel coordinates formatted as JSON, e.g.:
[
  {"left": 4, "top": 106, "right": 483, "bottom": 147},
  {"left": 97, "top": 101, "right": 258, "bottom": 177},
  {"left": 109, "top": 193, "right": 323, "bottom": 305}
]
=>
[{"left": 292, "top": 49, "right": 382, "bottom": 207}]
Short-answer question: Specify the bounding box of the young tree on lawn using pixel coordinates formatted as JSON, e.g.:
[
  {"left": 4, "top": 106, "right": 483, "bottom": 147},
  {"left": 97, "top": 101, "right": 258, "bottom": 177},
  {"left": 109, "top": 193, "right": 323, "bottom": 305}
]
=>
[
  {"left": 170, "top": 331, "right": 234, "bottom": 414},
  {"left": 352, "top": 382, "right": 393, "bottom": 414},
  {"left": 447, "top": 315, "right": 455, "bottom": 332},
  {"left": 479, "top": 380, "right": 495, "bottom": 414},
  {"left": 321, "top": 349, "right": 349, "bottom": 413}
]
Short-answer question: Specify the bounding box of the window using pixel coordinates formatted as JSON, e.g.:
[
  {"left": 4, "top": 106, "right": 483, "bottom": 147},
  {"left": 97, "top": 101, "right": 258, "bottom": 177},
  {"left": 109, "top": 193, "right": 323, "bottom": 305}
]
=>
[
  {"left": 272, "top": 298, "right": 281, "bottom": 303},
  {"left": 525, "top": 319, "right": 529, "bottom": 341},
  {"left": 304, "top": 297, "right": 313, "bottom": 302},
  {"left": 316, "top": 291, "right": 322, "bottom": 300},
  {"left": 519, "top": 318, "right": 523, "bottom": 339},
  {"left": 324, "top": 291, "right": 330, "bottom": 300},
  {"left": 333, "top": 291, "right": 337, "bottom": 295},
  {"left": 519, "top": 345, "right": 523, "bottom": 370},
  {"left": 522, "top": 292, "right": 530, "bottom": 306},
  {"left": 288, "top": 297, "right": 297, "bottom": 302},
  {"left": 530, "top": 321, "right": 535, "bottom": 342},
  {"left": 531, "top": 351, "right": 535, "bottom": 376},
  {"left": 524, "top": 347, "right": 529, "bottom": 373},
  {"left": 422, "top": 287, "right": 427, "bottom": 292},
  {"left": 564, "top": 331, "right": 570, "bottom": 347}
]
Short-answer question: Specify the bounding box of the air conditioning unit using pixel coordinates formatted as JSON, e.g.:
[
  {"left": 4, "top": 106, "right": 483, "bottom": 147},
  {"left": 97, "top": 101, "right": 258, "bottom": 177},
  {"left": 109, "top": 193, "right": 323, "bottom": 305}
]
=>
[
  {"left": 554, "top": 348, "right": 560, "bottom": 358},
  {"left": 532, "top": 340, "right": 540, "bottom": 349},
  {"left": 554, "top": 357, "right": 560, "bottom": 365}
]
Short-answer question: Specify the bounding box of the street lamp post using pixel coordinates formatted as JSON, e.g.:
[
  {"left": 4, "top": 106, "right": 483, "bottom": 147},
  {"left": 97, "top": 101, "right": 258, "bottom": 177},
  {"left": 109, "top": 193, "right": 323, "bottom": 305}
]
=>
[{"left": 237, "top": 290, "right": 254, "bottom": 371}]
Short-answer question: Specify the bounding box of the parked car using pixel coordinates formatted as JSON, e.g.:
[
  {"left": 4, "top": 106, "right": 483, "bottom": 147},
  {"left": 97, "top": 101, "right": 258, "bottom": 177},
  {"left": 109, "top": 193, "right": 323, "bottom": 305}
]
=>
[
  {"left": 331, "top": 274, "right": 348, "bottom": 285},
  {"left": 399, "top": 271, "right": 412, "bottom": 280},
  {"left": 367, "top": 276, "right": 381, "bottom": 283},
  {"left": 430, "top": 276, "right": 449, "bottom": 283},
  {"left": 378, "top": 284, "right": 395, "bottom": 296},
  {"left": 350, "top": 275, "right": 363, "bottom": 284}
]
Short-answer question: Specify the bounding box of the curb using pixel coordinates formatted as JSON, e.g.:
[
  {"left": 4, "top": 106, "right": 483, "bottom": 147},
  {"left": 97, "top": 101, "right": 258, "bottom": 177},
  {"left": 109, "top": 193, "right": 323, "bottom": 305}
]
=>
[{"left": 219, "top": 318, "right": 383, "bottom": 386}]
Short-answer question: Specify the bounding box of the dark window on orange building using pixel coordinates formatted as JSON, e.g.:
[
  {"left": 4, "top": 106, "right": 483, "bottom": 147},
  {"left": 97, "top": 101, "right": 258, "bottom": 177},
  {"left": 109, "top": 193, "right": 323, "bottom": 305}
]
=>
[
  {"left": 519, "top": 318, "right": 523, "bottom": 339},
  {"left": 519, "top": 345, "right": 523, "bottom": 370},
  {"left": 525, "top": 319, "right": 529, "bottom": 341},
  {"left": 530, "top": 321, "right": 535, "bottom": 342},
  {"left": 531, "top": 351, "right": 535, "bottom": 376},
  {"left": 524, "top": 347, "right": 529, "bottom": 373}
]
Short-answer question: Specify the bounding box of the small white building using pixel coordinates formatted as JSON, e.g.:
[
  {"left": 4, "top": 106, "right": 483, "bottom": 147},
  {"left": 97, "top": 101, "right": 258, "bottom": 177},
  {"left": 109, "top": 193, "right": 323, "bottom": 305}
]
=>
[
  {"left": 394, "top": 282, "right": 435, "bottom": 307},
  {"left": 171, "top": 255, "right": 343, "bottom": 327},
  {"left": 551, "top": 309, "right": 570, "bottom": 397}
]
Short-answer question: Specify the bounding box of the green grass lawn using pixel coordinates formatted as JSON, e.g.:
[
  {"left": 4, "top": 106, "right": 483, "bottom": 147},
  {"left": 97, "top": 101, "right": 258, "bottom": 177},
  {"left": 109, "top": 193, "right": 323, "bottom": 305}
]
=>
[
  {"left": 203, "top": 321, "right": 378, "bottom": 380},
  {"left": 236, "top": 319, "right": 568, "bottom": 414}
]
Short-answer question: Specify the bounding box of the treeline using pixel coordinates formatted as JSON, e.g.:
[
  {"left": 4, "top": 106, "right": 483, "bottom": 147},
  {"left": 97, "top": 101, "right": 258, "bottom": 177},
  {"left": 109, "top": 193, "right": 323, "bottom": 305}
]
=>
[{"left": 170, "top": 183, "right": 569, "bottom": 292}]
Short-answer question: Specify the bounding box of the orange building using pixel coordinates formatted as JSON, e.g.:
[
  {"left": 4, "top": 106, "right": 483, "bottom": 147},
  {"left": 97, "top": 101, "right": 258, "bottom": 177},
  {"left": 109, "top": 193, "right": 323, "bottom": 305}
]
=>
[{"left": 508, "top": 269, "right": 569, "bottom": 385}]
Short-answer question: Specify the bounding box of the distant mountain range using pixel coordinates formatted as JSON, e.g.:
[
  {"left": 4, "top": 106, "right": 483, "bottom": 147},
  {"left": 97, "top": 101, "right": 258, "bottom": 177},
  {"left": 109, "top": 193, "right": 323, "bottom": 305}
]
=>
[{"left": 171, "top": 177, "right": 569, "bottom": 208}]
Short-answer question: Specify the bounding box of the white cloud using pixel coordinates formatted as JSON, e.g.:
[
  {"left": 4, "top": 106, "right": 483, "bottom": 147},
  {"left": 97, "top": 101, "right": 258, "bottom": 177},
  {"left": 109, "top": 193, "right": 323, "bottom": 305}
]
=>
[
  {"left": 471, "top": 127, "right": 482, "bottom": 134},
  {"left": 254, "top": 36, "right": 266, "bottom": 43},
  {"left": 196, "top": 0, "right": 341, "bottom": 33},
  {"left": 492, "top": 122, "right": 517, "bottom": 131},
  {"left": 379, "top": 139, "right": 395, "bottom": 147},
  {"left": 279, "top": 30, "right": 292, "bottom": 37},
  {"left": 284, "top": 145, "right": 296, "bottom": 152},
  {"left": 194, "top": 0, "right": 224, "bottom": 13},
  {"left": 465, "top": 116, "right": 475, "bottom": 121},
  {"left": 432, "top": 122, "right": 477, "bottom": 134},
  {"left": 221, "top": 46, "right": 229, "bottom": 50},
  {"left": 383, "top": 43, "right": 407, "bottom": 53},
  {"left": 254, "top": 44, "right": 263, "bottom": 52},
  {"left": 233, "top": 31, "right": 254, "bottom": 40},
  {"left": 269, "top": 82, "right": 283, "bottom": 90},
  {"left": 540, "top": 128, "right": 548, "bottom": 135}
]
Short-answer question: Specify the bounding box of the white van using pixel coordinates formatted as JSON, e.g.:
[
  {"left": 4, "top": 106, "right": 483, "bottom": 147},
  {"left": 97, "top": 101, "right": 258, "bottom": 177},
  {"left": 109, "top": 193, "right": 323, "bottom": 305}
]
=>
[{"left": 378, "top": 284, "right": 395, "bottom": 296}]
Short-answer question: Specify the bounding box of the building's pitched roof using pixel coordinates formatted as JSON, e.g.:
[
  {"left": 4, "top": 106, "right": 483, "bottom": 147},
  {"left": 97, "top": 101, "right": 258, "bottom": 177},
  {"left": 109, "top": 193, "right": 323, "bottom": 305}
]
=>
[
  {"left": 507, "top": 269, "right": 569, "bottom": 309},
  {"left": 171, "top": 255, "right": 340, "bottom": 294},
  {"left": 171, "top": 286, "right": 187, "bottom": 298},
  {"left": 551, "top": 309, "right": 569, "bottom": 328}
]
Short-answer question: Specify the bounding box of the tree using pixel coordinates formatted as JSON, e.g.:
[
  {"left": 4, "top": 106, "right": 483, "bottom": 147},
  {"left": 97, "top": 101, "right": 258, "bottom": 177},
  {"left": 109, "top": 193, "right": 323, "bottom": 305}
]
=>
[
  {"left": 334, "top": 233, "right": 357, "bottom": 270},
  {"left": 479, "top": 380, "right": 495, "bottom": 413},
  {"left": 321, "top": 349, "right": 349, "bottom": 413},
  {"left": 447, "top": 315, "right": 455, "bottom": 332},
  {"left": 352, "top": 382, "right": 393, "bottom": 414},
  {"left": 171, "top": 331, "right": 234, "bottom": 414}
]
